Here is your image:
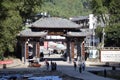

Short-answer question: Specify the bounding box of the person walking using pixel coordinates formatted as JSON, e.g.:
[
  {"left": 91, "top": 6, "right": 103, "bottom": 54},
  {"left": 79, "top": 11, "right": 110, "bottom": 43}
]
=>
[
  {"left": 82, "top": 62, "right": 85, "bottom": 71},
  {"left": 79, "top": 65, "right": 82, "bottom": 73},
  {"left": 78, "top": 62, "right": 82, "bottom": 73},
  {"left": 46, "top": 61, "right": 49, "bottom": 70},
  {"left": 104, "top": 69, "right": 107, "bottom": 77},
  {"left": 51, "top": 60, "right": 53, "bottom": 71},
  {"left": 40, "top": 52, "right": 44, "bottom": 61},
  {"left": 73, "top": 61, "right": 77, "bottom": 70},
  {"left": 54, "top": 62, "right": 57, "bottom": 71},
  {"left": 45, "top": 59, "right": 49, "bottom": 70}
]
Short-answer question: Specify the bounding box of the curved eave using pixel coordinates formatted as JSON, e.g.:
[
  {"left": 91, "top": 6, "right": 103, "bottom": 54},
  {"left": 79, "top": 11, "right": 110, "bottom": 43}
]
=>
[
  {"left": 18, "top": 29, "right": 47, "bottom": 38},
  {"left": 70, "top": 16, "right": 89, "bottom": 21},
  {"left": 67, "top": 32, "right": 91, "bottom": 37}
]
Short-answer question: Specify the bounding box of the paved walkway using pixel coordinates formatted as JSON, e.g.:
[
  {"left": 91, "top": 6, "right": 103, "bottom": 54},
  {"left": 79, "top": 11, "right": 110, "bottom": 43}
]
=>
[
  {"left": 0, "top": 59, "right": 117, "bottom": 80},
  {"left": 55, "top": 61, "right": 115, "bottom": 80}
]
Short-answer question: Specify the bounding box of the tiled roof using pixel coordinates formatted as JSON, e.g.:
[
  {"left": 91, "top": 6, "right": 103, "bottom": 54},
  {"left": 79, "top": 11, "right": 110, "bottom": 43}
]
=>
[
  {"left": 31, "top": 17, "right": 81, "bottom": 29},
  {"left": 18, "top": 29, "right": 47, "bottom": 37},
  {"left": 70, "top": 16, "right": 89, "bottom": 21},
  {"left": 67, "top": 30, "right": 92, "bottom": 37}
]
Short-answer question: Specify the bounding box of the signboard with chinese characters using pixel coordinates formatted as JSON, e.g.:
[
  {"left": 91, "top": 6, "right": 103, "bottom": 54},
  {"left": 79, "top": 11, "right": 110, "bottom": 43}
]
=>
[
  {"left": 101, "top": 50, "right": 120, "bottom": 62},
  {"left": 48, "top": 32, "right": 64, "bottom": 35}
]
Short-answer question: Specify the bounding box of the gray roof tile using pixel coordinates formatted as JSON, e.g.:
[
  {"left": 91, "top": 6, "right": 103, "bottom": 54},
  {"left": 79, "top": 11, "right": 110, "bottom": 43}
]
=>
[
  {"left": 67, "top": 31, "right": 92, "bottom": 37},
  {"left": 70, "top": 16, "right": 89, "bottom": 21},
  {"left": 31, "top": 17, "right": 81, "bottom": 28},
  {"left": 19, "top": 29, "right": 47, "bottom": 37}
]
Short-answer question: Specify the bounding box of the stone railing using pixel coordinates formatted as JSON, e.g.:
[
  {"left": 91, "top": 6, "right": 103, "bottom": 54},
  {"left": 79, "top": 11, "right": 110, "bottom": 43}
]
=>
[{"left": 102, "top": 47, "right": 120, "bottom": 50}]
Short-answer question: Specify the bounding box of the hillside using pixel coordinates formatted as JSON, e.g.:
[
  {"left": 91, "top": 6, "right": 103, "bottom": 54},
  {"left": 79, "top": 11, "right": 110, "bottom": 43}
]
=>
[{"left": 37, "top": 0, "right": 92, "bottom": 18}]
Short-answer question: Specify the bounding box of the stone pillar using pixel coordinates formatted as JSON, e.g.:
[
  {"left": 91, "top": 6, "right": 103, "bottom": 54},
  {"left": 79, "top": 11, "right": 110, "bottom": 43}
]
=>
[
  {"left": 77, "top": 41, "right": 81, "bottom": 62},
  {"left": 81, "top": 41, "right": 85, "bottom": 60},
  {"left": 33, "top": 42, "right": 37, "bottom": 59},
  {"left": 36, "top": 42, "right": 40, "bottom": 62},
  {"left": 76, "top": 39, "right": 83, "bottom": 62},
  {"left": 71, "top": 41, "right": 75, "bottom": 61},
  {"left": 66, "top": 38, "right": 71, "bottom": 62},
  {"left": 26, "top": 43, "right": 29, "bottom": 59},
  {"left": 36, "top": 42, "right": 40, "bottom": 58},
  {"left": 21, "top": 42, "right": 27, "bottom": 63}
]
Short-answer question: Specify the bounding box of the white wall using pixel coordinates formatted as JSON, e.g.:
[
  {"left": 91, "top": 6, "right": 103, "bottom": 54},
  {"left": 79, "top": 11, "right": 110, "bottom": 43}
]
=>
[
  {"left": 89, "top": 14, "right": 97, "bottom": 29},
  {"left": 101, "top": 50, "right": 120, "bottom": 62}
]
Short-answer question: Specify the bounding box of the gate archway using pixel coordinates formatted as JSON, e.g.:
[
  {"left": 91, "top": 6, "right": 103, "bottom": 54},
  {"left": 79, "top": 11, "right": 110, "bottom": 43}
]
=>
[{"left": 17, "top": 17, "right": 90, "bottom": 63}]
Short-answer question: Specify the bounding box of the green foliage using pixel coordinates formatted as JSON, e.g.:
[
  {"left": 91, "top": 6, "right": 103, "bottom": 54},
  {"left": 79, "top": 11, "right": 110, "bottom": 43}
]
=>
[
  {"left": 105, "top": 24, "right": 120, "bottom": 47},
  {"left": 0, "top": 0, "right": 22, "bottom": 56},
  {"left": 37, "top": 0, "right": 91, "bottom": 18},
  {"left": 17, "top": 0, "right": 43, "bottom": 21},
  {"left": 95, "top": 26, "right": 103, "bottom": 42},
  {"left": 91, "top": 0, "right": 120, "bottom": 47},
  {"left": 109, "top": 0, "right": 120, "bottom": 24},
  {"left": 0, "top": 0, "right": 43, "bottom": 58},
  {"left": 91, "top": 0, "right": 108, "bottom": 24},
  {"left": 91, "top": 0, "right": 120, "bottom": 24}
]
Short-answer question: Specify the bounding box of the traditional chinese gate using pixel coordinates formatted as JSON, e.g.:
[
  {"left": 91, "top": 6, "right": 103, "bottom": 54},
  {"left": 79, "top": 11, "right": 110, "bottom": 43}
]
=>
[{"left": 17, "top": 17, "right": 89, "bottom": 64}]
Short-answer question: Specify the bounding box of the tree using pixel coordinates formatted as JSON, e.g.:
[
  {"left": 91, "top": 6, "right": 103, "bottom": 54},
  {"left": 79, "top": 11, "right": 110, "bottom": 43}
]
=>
[
  {"left": 109, "top": 0, "right": 120, "bottom": 24},
  {"left": 105, "top": 0, "right": 120, "bottom": 47},
  {"left": 38, "top": 0, "right": 91, "bottom": 18},
  {"left": 91, "top": 0, "right": 120, "bottom": 47},
  {"left": 0, "top": 0, "right": 43, "bottom": 59},
  {"left": 91, "top": 0, "right": 120, "bottom": 25},
  {"left": 105, "top": 24, "right": 120, "bottom": 47},
  {"left": 17, "top": 0, "right": 43, "bottom": 22},
  {"left": 91, "top": 0, "right": 108, "bottom": 25},
  {"left": 95, "top": 26, "right": 103, "bottom": 42}
]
